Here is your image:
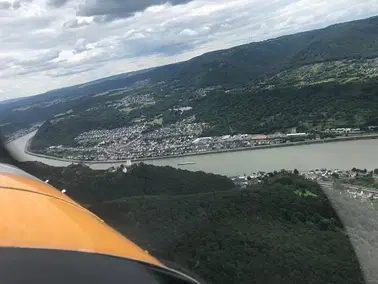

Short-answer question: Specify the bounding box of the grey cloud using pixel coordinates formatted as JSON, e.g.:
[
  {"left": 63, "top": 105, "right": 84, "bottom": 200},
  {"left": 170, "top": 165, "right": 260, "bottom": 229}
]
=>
[
  {"left": 0, "top": 57, "right": 14, "bottom": 70},
  {"left": 78, "top": 0, "right": 193, "bottom": 21},
  {"left": 1, "top": 15, "right": 54, "bottom": 34},
  {"left": 13, "top": 0, "right": 33, "bottom": 9},
  {"left": 14, "top": 61, "right": 60, "bottom": 76},
  {"left": 73, "top": 38, "right": 91, "bottom": 53},
  {"left": 47, "top": 0, "right": 69, "bottom": 7},
  {"left": 63, "top": 18, "right": 90, "bottom": 29},
  {"left": 144, "top": 42, "right": 195, "bottom": 56},
  {"left": 12, "top": 1, "right": 21, "bottom": 9},
  {"left": 0, "top": 60, "right": 60, "bottom": 78},
  {"left": 49, "top": 64, "right": 101, "bottom": 77},
  {"left": 16, "top": 50, "right": 60, "bottom": 67},
  {"left": 83, "top": 37, "right": 198, "bottom": 66},
  {"left": 0, "top": 50, "right": 61, "bottom": 77},
  {"left": 0, "top": 15, "right": 64, "bottom": 50},
  {"left": 0, "top": 0, "right": 32, "bottom": 9},
  {"left": 0, "top": 1, "right": 11, "bottom": 9}
]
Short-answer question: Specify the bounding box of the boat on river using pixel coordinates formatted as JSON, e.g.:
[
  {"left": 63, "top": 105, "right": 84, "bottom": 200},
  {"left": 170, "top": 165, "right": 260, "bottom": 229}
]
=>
[{"left": 177, "top": 162, "right": 196, "bottom": 166}]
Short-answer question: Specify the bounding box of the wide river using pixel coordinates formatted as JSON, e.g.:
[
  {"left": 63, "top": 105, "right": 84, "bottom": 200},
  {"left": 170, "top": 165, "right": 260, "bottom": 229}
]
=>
[{"left": 6, "top": 131, "right": 378, "bottom": 176}]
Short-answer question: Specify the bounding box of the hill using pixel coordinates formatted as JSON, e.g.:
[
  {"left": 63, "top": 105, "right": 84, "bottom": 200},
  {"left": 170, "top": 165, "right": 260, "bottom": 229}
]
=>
[
  {"left": 142, "top": 15, "right": 378, "bottom": 88},
  {"left": 19, "top": 162, "right": 234, "bottom": 203},
  {"left": 12, "top": 161, "right": 366, "bottom": 284}
]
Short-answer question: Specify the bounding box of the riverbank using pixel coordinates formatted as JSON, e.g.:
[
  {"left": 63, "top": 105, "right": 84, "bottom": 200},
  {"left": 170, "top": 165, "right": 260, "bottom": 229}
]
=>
[
  {"left": 9, "top": 131, "right": 378, "bottom": 175},
  {"left": 24, "top": 133, "right": 378, "bottom": 165}
]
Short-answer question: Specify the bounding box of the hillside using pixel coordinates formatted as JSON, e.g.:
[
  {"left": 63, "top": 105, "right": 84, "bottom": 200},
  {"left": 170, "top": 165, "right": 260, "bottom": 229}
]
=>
[
  {"left": 195, "top": 78, "right": 378, "bottom": 135},
  {"left": 12, "top": 161, "right": 366, "bottom": 284},
  {"left": 148, "top": 15, "right": 378, "bottom": 87},
  {"left": 19, "top": 163, "right": 234, "bottom": 203}
]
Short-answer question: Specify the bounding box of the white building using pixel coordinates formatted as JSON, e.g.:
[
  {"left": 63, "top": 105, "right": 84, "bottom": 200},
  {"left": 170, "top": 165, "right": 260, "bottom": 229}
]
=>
[
  {"left": 286, "top": 133, "right": 308, "bottom": 137},
  {"left": 192, "top": 137, "right": 213, "bottom": 144}
]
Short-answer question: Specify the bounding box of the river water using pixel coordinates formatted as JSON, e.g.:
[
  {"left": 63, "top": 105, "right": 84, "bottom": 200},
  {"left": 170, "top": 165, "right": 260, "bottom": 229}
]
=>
[{"left": 7, "top": 131, "right": 378, "bottom": 176}]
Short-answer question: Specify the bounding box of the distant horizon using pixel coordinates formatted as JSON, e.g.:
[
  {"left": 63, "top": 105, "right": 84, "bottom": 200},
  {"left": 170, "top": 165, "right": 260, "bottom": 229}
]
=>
[{"left": 0, "top": 0, "right": 377, "bottom": 100}]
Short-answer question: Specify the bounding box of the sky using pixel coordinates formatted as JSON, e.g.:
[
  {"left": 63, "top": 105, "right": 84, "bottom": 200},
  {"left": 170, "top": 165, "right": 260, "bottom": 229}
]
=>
[{"left": 0, "top": 0, "right": 377, "bottom": 100}]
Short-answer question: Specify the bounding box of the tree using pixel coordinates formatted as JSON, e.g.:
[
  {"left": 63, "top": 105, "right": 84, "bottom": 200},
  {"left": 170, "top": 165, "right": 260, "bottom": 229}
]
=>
[
  {"left": 293, "top": 169, "right": 299, "bottom": 175},
  {"left": 374, "top": 169, "right": 378, "bottom": 175},
  {"left": 332, "top": 172, "right": 340, "bottom": 179}
]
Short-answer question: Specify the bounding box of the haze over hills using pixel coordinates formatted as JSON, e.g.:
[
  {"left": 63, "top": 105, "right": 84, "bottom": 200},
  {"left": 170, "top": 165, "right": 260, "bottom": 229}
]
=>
[{"left": 1, "top": 15, "right": 378, "bottom": 155}]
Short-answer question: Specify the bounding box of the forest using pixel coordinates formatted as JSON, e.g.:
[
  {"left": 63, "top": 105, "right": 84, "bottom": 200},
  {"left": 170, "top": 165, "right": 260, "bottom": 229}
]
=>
[
  {"left": 4, "top": 157, "right": 366, "bottom": 284},
  {"left": 19, "top": 162, "right": 234, "bottom": 204},
  {"left": 195, "top": 79, "right": 378, "bottom": 136}
]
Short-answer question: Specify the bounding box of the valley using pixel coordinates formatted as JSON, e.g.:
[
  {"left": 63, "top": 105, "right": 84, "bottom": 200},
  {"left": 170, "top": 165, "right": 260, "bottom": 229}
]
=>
[
  {"left": 1, "top": 3, "right": 378, "bottom": 284},
  {"left": 0, "top": 16, "right": 377, "bottom": 162}
]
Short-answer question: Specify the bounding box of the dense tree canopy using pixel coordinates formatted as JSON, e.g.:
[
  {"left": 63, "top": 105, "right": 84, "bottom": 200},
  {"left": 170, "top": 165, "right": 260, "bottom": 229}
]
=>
[
  {"left": 11, "top": 161, "right": 366, "bottom": 284},
  {"left": 195, "top": 79, "right": 378, "bottom": 136},
  {"left": 20, "top": 163, "right": 235, "bottom": 203}
]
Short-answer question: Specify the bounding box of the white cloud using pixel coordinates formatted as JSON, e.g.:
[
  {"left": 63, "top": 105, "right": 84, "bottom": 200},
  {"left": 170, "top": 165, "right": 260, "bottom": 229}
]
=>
[
  {"left": 179, "top": 28, "right": 198, "bottom": 36},
  {"left": 0, "top": 0, "right": 377, "bottom": 100}
]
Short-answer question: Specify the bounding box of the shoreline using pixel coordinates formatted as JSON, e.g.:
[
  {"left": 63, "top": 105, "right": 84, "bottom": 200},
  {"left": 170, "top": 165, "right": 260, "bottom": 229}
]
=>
[{"left": 24, "top": 133, "right": 378, "bottom": 165}]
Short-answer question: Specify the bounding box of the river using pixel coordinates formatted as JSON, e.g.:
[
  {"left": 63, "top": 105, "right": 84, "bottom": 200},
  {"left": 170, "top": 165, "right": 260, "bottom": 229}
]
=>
[{"left": 6, "top": 131, "right": 378, "bottom": 176}]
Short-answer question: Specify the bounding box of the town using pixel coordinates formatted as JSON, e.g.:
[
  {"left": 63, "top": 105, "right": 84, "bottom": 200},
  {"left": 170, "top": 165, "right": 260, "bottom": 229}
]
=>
[
  {"left": 232, "top": 167, "right": 378, "bottom": 202},
  {"left": 37, "top": 116, "right": 378, "bottom": 161}
]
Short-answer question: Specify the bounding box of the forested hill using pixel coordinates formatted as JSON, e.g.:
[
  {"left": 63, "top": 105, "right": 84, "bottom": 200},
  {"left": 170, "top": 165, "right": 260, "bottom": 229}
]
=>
[
  {"left": 145, "top": 15, "right": 378, "bottom": 87},
  {"left": 19, "top": 162, "right": 235, "bottom": 204},
  {"left": 7, "top": 160, "right": 365, "bottom": 284}
]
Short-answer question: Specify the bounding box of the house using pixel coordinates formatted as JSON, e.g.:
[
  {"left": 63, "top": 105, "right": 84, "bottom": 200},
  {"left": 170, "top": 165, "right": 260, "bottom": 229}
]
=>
[
  {"left": 252, "top": 134, "right": 267, "bottom": 140},
  {"left": 192, "top": 137, "right": 213, "bottom": 144}
]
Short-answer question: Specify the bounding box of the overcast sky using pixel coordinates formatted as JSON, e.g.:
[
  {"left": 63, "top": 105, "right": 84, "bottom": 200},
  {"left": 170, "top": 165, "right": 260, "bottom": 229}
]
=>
[{"left": 0, "top": 0, "right": 377, "bottom": 100}]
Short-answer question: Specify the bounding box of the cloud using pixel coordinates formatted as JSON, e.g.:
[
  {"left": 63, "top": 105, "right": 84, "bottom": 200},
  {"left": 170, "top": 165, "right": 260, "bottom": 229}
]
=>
[
  {"left": 0, "top": 0, "right": 378, "bottom": 100},
  {"left": 179, "top": 28, "right": 198, "bottom": 37},
  {"left": 0, "top": 0, "right": 31, "bottom": 10},
  {"left": 17, "top": 50, "right": 61, "bottom": 67},
  {"left": 72, "top": 38, "right": 91, "bottom": 54},
  {"left": 12, "top": 0, "right": 20, "bottom": 8},
  {"left": 48, "top": 64, "right": 100, "bottom": 77},
  {"left": 77, "top": 0, "right": 193, "bottom": 21},
  {"left": 0, "top": 56, "right": 14, "bottom": 71},
  {"left": 47, "top": 0, "right": 69, "bottom": 7},
  {"left": 63, "top": 18, "right": 91, "bottom": 29},
  {"left": 0, "top": 1, "right": 11, "bottom": 9},
  {"left": 0, "top": 50, "right": 61, "bottom": 78}
]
